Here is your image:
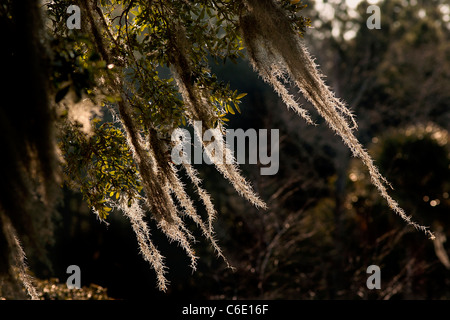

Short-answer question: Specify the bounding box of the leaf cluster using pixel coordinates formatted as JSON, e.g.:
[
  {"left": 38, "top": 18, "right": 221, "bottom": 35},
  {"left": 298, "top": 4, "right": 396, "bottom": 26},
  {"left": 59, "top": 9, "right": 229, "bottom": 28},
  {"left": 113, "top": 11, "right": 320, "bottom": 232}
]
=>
[{"left": 59, "top": 120, "right": 142, "bottom": 220}]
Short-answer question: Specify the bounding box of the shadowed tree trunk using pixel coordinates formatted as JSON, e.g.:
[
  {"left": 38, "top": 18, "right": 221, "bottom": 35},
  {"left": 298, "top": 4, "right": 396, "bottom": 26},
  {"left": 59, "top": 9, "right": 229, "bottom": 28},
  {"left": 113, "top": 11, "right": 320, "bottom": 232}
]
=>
[{"left": 0, "top": 0, "right": 59, "bottom": 299}]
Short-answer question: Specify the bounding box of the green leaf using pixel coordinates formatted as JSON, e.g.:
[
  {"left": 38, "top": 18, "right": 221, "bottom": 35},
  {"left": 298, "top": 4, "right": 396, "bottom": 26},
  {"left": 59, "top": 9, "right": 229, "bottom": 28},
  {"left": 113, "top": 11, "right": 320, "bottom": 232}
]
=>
[
  {"left": 236, "top": 93, "right": 247, "bottom": 100},
  {"left": 227, "top": 104, "right": 235, "bottom": 115}
]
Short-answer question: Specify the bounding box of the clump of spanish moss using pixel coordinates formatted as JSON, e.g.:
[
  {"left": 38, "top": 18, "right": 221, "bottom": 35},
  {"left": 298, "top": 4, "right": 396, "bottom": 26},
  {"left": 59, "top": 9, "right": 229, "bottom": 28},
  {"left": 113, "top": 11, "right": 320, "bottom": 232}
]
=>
[
  {"left": 239, "top": 0, "right": 434, "bottom": 240},
  {"left": 117, "top": 198, "right": 168, "bottom": 291},
  {"left": 169, "top": 24, "right": 267, "bottom": 210}
]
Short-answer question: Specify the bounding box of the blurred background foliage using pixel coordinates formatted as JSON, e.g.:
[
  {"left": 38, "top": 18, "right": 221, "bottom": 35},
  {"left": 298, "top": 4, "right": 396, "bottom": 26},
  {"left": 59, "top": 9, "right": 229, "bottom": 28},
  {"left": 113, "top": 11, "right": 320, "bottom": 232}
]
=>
[{"left": 2, "top": 0, "right": 450, "bottom": 299}]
